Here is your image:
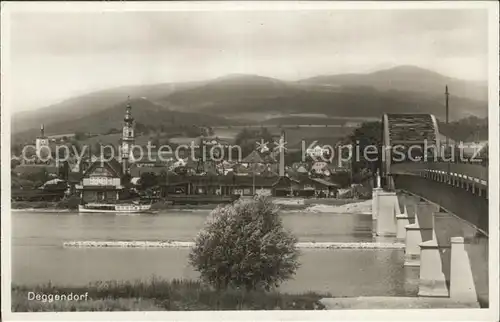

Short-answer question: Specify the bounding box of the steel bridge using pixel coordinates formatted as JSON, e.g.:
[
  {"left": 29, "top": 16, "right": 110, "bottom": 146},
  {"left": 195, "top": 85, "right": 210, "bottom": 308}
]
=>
[{"left": 382, "top": 113, "right": 488, "bottom": 232}]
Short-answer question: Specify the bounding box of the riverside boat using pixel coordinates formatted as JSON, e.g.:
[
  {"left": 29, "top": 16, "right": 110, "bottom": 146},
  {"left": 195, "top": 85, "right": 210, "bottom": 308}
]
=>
[{"left": 78, "top": 202, "right": 153, "bottom": 214}]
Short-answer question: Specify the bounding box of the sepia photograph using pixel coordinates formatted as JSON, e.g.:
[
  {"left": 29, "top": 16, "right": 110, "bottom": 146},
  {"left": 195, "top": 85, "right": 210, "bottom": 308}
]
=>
[{"left": 1, "top": 1, "right": 498, "bottom": 321}]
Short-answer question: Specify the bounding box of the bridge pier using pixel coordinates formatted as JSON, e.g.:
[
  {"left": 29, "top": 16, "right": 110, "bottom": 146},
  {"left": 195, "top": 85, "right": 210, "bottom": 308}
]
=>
[
  {"left": 418, "top": 239, "right": 449, "bottom": 297},
  {"left": 375, "top": 190, "right": 398, "bottom": 237},
  {"left": 403, "top": 201, "right": 435, "bottom": 267},
  {"left": 450, "top": 237, "right": 478, "bottom": 303},
  {"left": 396, "top": 205, "right": 413, "bottom": 241},
  {"left": 371, "top": 188, "right": 382, "bottom": 236}
]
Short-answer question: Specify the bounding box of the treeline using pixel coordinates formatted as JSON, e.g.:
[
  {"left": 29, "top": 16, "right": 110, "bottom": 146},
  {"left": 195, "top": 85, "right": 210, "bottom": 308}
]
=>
[{"left": 439, "top": 116, "right": 488, "bottom": 142}]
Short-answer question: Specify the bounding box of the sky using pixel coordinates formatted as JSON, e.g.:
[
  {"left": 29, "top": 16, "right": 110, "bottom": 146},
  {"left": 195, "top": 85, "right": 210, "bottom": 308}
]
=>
[{"left": 7, "top": 8, "right": 489, "bottom": 111}]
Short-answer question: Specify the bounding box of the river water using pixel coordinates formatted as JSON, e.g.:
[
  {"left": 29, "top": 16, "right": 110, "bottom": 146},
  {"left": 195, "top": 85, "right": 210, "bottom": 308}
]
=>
[{"left": 12, "top": 209, "right": 421, "bottom": 297}]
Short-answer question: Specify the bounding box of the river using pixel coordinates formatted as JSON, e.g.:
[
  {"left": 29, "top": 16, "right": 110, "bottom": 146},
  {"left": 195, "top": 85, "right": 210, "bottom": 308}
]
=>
[{"left": 12, "top": 207, "right": 486, "bottom": 299}]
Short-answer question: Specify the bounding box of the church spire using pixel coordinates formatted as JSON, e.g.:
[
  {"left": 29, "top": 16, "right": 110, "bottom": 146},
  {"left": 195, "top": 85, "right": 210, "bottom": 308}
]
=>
[
  {"left": 121, "top": 96, "right": 135, "bottom": 174},
  {"left": 40, "top": 123, "right": 45, "bottom": 137},
  {"left": 124, "top": 96, "right": 134, "bottom": 123}
]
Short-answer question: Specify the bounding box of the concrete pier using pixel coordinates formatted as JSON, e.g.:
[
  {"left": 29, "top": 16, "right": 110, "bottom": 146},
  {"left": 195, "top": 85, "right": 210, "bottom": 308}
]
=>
[
  {"left": 404, "top": 223, "right": 429, "bottom": 266},
  {"left": 372, "top": 188, "right": 382, "bottom": 235},
  {"left": 404, "top": 201, "right": 435, "bottom": 267},
  {"left": 450, "top": 237, "right": 478, "bottom": 303},
  {"left": 418, "top": 239, "right": 449, "bottom": 297},
  {"left": 396, "top": 205, "right": 413, "bottom": 241},
  {"left": 375, "top": 191, "right": 398, "bottom": 237}
]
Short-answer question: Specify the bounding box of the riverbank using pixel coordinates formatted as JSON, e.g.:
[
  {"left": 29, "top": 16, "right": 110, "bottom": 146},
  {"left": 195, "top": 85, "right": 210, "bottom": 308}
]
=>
[
  {"left": 11, "top": 197, "right": 370, "bottom": 213},
  {"left": 12, "top": 279, "right": 328, "bottom": 311},
  {"left": 11, "top": 200, "right": 76, "bottom": 210}
]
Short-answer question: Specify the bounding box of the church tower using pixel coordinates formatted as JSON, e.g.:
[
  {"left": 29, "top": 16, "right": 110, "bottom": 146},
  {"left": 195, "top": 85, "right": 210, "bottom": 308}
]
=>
[
  {"left": 35, "top": 124, "right": 49, "bottom": 162},
  {"left": 121, "top": 99, "right": 135, "bottom": 174}
]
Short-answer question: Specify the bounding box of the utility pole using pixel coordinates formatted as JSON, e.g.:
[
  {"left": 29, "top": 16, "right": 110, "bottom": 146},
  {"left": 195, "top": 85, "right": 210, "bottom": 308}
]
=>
[
  {"left": 445, "top": 85, "right": 451, "bottom": 181},
  {"left": 445, "top": 85, "right": 449, "bottom": 147}
]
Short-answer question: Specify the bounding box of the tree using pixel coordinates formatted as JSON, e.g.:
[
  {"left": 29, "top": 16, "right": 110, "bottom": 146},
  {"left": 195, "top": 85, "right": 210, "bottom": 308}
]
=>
[
  {"left": 11, "top": 144, "right": 22, "bottom": 157},
  {"left": 70, "top": 140, "right": 82, "bottom": 155},
  {"left": 439, "top": 116, "right": 488, "bottom": 142},
  {"left": 135, "top": 122, "right": 148, "bottom": 134},
  {"left": 20, "top": 168, "right": 50, "bottom": 188},
  {"left": 11, "top": 158, "right": 21, "bottom": 169},
  {"left": 140, "top": 172, "right": 159, "bottom": 190},
  {"left": 189, "top": 196, "right": 300, "bottom": 291},
  {"left": 151, "top": 137, "right": 160, "bottom": 149},
  {"left": 348, "top": 121, "right": 382, "bottom": 176}
]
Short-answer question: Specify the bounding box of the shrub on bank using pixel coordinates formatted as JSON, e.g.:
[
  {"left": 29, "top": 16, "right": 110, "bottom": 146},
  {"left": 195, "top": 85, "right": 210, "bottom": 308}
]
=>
[
  {"left": 12, "top": 279, "right": 327, "bottom": 311},
  {"left": 189, "top": 196, "right": 300, "bottom": 291}
]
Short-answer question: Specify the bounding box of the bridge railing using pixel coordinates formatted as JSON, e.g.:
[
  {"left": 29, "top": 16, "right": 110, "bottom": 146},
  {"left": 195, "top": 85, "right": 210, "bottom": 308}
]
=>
[{"left": 391, "top": 161, "right": 488, "bottom": 188}]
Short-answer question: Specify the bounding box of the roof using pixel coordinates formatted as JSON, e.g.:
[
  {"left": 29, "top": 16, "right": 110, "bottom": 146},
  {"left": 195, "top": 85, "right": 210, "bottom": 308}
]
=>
[
  {"left": 311, "top": 162, "right": 328, "bottom": 171},
  {"left": 132, "top": 150, "right": 175, "bottom": 163},
  {"left": 68, "top": 172, "right": 83, "bottom": 183},
  {"left": 261, "top": 153, "right": 277, "bottom": 164},
  {"left": 42, "top": 178, "right": 65, "bottom": 185},
  {"left": 241, "top": 150, "right": 264, "bottom": 163},
  {"left": 160, "top": 174, "right": 291, "bottom": 187},
  {"left": 130, "top": 165, "right": 169, "bottom": 177},
  {"left": 83, "top": 158, "right": 122, "bottom": 178},
  {"left": 11, "top": 177, "right": 36, "bottom": 189},
  {"left": 311, "top": 178, "right": 340, "bottom": 187},
  {"left": 297, "top": 165, "right": 309, "bottom": 173}
]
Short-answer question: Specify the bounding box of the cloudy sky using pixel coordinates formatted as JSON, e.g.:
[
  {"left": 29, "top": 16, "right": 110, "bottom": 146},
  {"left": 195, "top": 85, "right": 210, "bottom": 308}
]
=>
[{"left": 8, "top": 8, "right": 488, "bottom": 111}]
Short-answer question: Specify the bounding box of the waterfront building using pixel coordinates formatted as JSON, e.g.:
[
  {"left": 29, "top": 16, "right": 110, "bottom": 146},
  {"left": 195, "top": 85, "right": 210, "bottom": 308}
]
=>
[
  {"left": 159, "top": 173, "right": 295, "bottom": 198},
  {"left": 75, "top": 157, "right": 124, "bottom": 203}
]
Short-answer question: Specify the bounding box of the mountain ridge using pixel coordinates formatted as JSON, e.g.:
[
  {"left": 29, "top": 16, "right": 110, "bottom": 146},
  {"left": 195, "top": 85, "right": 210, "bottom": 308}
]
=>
[{"left": 12, "top": 65, "right": 488, "bottom": 138}]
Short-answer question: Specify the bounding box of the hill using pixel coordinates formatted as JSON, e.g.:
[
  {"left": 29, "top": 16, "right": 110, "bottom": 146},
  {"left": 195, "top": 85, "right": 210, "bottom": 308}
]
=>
[
  {"left": 162, "top": 74, "right": 486, "bottom": 121},
  {"left": 11, "top": 81, "right": 205, "bottom": 134},
  {"left": 13, "top": 98, "right": 232, "bottom": 142},
  {"left": 300, "top": 65, "right": 487, "bottom": 102},
  {"left": 12, "top": 66, "right": 488, "bottom": 139},
  {"left": 160, "top": 67, "right": 486, "bottom": 121}
]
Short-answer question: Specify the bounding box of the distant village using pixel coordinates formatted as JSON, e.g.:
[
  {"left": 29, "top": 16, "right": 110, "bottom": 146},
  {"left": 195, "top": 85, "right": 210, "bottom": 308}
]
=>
[{"left": 11, "top": 101, "right": 362, "bottom": 205}]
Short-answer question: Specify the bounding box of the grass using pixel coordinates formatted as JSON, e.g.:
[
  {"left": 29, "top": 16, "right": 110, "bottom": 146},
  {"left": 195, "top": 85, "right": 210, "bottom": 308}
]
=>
[{"left": 12, "top": 278, "right": 329, "bottom": 312}]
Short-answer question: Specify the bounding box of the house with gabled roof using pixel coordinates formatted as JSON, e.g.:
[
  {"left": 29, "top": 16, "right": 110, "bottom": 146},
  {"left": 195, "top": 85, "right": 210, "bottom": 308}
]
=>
[{"left": 75, "top": 157, "right": 125, "bottom": 203}]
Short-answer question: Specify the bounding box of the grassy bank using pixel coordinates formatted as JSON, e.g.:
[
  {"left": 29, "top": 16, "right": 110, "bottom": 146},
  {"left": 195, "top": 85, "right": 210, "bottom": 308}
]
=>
[{"left": 12, "top": 279, "right": 328, "bottom": 311}]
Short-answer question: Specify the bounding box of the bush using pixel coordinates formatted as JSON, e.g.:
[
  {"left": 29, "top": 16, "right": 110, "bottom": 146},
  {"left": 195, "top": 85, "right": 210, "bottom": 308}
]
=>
[{"left": 189, "top": 196, "right": 300, "bottom": 291}]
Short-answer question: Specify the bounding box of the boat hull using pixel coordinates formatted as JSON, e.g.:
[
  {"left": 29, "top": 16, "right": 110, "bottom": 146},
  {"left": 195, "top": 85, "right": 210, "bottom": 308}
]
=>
[{"left": 78, "top": 204, "right": 153, "bottom": 214}]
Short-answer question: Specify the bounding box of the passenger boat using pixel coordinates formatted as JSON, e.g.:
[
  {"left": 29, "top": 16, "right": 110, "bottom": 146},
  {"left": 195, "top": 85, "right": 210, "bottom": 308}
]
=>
[{"left": 78, "top": 202, "right": 153, "bottom": 213}]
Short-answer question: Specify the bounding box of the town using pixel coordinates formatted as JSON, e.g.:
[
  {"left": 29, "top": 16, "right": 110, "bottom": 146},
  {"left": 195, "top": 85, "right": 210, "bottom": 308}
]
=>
[
  {"left": 11, "top": 100, "right": 365, "bottom": 210},
  {"left": 4, "top": 4, "right": 494, "bottom": 316}
]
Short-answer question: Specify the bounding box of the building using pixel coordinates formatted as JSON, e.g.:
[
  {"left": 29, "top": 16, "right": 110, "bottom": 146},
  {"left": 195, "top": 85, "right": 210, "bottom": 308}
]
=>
[
  {"left": 47, "top": 133, "right": 76, "bottom": 142},
  {"left": 75, "top": 100, "right": 134, "bottom": 203},
  {"left": 121, "top": 100, "right": 135, "bottom": 174},
  {"left": 75, "top": 157, "right": 124, "bottom": 203},
  {"left": 159, "top": 173, "right": 295, "bottom": 198},
  {"left": 35, "top": 124, "right": 50, "bottom": 161}
]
